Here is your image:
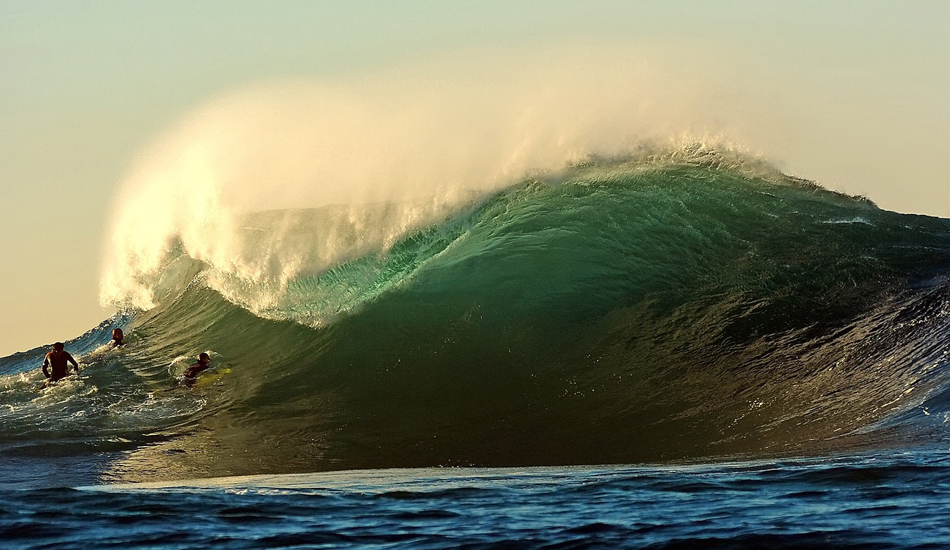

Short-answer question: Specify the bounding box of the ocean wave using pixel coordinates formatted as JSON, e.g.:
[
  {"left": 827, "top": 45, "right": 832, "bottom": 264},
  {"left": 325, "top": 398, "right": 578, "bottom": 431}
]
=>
[{"left": 3, "top": 155, "right": 949, "bottom": 480}]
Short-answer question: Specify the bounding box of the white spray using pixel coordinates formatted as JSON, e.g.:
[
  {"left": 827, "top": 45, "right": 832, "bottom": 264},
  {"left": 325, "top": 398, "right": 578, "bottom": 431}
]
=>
[{"left": 100, "top": 47, "right": 743, "bottom": 313}]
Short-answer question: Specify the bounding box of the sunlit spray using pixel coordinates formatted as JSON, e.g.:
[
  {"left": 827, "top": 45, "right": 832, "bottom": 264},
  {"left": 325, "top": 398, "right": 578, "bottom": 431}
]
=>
[{"left": 100, "top": 47, "right": 741, "bottom": 312}]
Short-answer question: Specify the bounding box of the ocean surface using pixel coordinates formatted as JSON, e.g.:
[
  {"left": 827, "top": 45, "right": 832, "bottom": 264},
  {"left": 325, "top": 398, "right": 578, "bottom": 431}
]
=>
[
  {"left": 2, "top": 151, "right": 949, "bottom": 547},
  {"left": 3, "top": 451, "right": 950, "bottom": 549}
]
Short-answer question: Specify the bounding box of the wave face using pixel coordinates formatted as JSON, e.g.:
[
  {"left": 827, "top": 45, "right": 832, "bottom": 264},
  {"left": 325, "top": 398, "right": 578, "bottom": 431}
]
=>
[{"left": 3, "top": 156, "right": 950, "bottom": 481}]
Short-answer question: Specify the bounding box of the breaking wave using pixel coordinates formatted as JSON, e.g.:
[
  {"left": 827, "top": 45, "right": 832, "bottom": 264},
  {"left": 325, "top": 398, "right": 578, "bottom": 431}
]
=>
[{"left": 3, "top": 152, "right": 950, "bottom": 482}]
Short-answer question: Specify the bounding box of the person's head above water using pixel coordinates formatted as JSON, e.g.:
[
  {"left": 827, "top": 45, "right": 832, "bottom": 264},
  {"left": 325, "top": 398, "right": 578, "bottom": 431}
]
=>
[
  {"left": 53, "top": 342, "right": 64, "bottom": 352},
  {"left": 198, "top": 352, "right": 210, "bottom": 364},
  {"left": 112, "top": 328, "right": 123, "bottom": 340}
]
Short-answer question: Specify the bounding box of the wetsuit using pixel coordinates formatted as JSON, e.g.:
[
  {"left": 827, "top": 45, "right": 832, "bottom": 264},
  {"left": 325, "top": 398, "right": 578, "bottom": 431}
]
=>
[{"left": 43, "top": 350, "right": 78, "bottom": 382}]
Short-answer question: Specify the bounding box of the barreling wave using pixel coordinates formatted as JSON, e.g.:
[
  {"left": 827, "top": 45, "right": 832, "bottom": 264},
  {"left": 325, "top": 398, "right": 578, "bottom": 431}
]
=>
[{"left": 3, "top": 151, "right": 950, "bottom": 482}]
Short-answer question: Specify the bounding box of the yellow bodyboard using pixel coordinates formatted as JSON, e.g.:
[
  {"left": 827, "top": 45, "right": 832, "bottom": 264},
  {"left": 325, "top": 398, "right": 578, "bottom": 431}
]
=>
[{"left": 192, "top": 367, "right": 232, "bottom": 388}]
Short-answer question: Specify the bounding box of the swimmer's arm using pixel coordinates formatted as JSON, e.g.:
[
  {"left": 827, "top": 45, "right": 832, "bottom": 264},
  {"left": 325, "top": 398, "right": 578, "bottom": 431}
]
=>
[
  {"left": 183, "top": 364, "right": 208, "bottom": 379},
  {"left": 66, "top": 352, "right": 79, "bottom": 371},
  {"left": 42, "top": 355, "right": 50, "bottom": 379}
]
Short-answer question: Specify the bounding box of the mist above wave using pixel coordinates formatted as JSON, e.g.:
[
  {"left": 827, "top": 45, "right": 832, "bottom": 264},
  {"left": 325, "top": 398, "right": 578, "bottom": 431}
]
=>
[{"left": 99, "top": 46, "right": 770, "bottom": 311}]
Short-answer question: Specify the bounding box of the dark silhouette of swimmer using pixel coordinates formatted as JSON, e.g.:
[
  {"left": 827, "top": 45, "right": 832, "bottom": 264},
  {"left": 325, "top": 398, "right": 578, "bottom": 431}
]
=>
[
  {"left": 42, "top": 342, "right": 79, "bottom": 383},
  {"left": 111, "top": 328, "right": 124, "bottom": 348},
  {"left": 182, "top": 353, "right": 211, "bottom": 385}
]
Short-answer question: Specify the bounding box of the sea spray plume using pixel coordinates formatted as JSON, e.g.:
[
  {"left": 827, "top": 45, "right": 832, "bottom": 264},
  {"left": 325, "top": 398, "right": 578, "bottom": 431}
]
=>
[
  {"left": 99, "top": 50, "right": 738, "bottom": 312},
  {"left": 118, "top": 141, "right": 850, "bottom": 335}
]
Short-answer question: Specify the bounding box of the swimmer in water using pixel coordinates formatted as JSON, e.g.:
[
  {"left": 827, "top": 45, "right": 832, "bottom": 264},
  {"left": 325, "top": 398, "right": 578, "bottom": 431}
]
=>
[
  {"left": 181, "top": 353, "right": 211, "bottom": 386},
  {"left": 42, "top": 342, "right": 79, "bottom": 383},
  {"left": 111, "top": 328, "right": 124, "bottom": 348}
]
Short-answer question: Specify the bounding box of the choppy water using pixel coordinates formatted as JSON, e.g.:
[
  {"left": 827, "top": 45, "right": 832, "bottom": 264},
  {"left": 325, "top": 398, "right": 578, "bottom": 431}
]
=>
[{"left": 3, "top": 450, "right": 950, "bottom": 549}]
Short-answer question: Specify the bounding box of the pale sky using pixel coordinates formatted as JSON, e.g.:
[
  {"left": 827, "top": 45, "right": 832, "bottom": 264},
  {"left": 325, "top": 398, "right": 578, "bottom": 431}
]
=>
[{"left": 1, "top": 1, "right": 948, "bottom": 356}]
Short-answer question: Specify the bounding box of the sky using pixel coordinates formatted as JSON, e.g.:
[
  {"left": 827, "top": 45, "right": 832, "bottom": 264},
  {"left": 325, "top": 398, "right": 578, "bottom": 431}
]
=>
[{"left": 1, "top": 1, "right": 948, "bottom": 356}]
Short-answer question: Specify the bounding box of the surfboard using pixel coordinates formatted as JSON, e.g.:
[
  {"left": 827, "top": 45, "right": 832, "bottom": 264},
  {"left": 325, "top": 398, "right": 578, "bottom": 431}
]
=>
[
  {"left": 191, "top": 367, "right": 232, "bottom": 388},
  {"left": 157, "top": 366, "right": 232, "bottom": 391},
  {"left": 150, "top": 366, "right": 234, "bottom": 396}
]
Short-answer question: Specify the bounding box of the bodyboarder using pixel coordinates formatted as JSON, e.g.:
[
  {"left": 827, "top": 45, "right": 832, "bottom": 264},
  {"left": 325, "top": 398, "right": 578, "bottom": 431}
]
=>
[
  {"left": 111, "top": 328, "right": 124, "bottom": 348},
  {"left": 181, "top": 353, "right": 211, "bottom": 386}
]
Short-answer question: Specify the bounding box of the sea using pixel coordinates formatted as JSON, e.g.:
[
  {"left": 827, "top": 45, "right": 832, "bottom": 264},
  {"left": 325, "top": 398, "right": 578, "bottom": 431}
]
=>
[{"left": 2, "top": 151, "right": 949, "bottom": 548}]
